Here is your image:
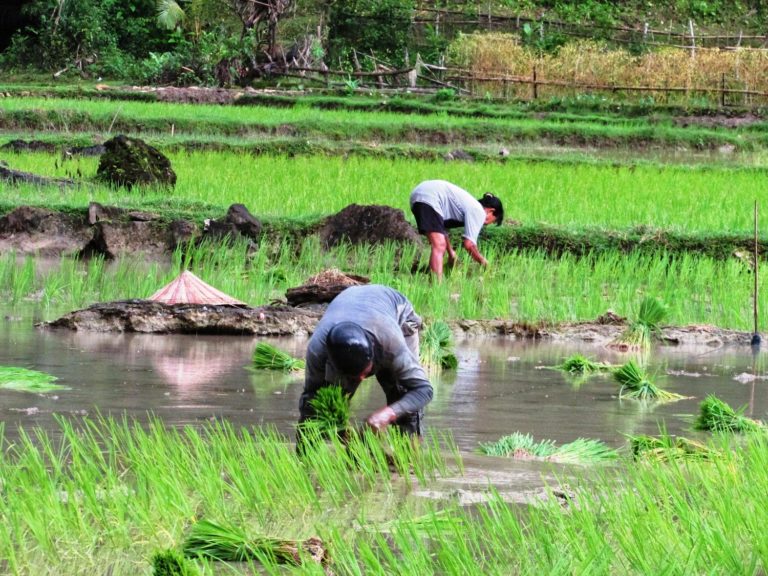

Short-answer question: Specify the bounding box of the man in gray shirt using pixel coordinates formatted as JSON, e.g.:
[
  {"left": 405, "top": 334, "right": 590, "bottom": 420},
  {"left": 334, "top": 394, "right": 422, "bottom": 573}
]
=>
[
  {"left": 298, "top": 284, "right": 433, "bottom": 437},
  {"left": 410, "top": 179, "right": 504, "bottom": 280}
]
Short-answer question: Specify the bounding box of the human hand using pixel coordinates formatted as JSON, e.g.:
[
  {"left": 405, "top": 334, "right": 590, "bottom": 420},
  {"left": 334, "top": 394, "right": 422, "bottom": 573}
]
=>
[{"left": 366, "top": 406, "right": 397, "bottom": 432}]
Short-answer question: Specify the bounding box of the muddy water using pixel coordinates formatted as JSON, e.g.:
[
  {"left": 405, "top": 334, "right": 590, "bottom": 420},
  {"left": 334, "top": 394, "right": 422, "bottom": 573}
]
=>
[{"left": 3, "top": 305, "right": 768, "bottom": 455}]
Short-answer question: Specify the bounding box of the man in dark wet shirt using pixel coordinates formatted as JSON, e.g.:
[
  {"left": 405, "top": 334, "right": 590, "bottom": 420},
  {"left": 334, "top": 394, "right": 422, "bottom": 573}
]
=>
[{"left": 298, "top": 284, "right": 433, "bottom": 437}]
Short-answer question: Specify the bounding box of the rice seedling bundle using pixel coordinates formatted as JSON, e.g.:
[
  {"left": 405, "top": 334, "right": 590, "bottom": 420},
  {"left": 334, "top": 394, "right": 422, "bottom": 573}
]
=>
[
  {"left": 554, "top": 354, "right": 613, "bottom": 374},
  {"left": 151, "top": 549, "right": 199, "bottom": 576},
  {"left": 478, "top": 432, "right": 617, "bottom": 463},
  {"left": 420, "top": 320, "right": 458, "bottom": 371},
  {"left": 609, "top": 296, "right": 668, "bottom": 351},
  {"left": 694, "top": 394, "right": 766, "bottom": 433},
  {"left": 252, "top": 342, "right": 305, "bottom": 372},
  {"left": 182, "top": 519, "right": 328, "bottom": 566},
  {"left": 613, "top": 360, "right": 684, "bottom": 402},
  {"left": 628, "top": 433, "right": 719, "bottom": 462},
  {"left": 0, "top": 366, "right": 68, "bottom": 393},
  {"left": 298, "top": 385, "right": 352, "bottom": 443}
]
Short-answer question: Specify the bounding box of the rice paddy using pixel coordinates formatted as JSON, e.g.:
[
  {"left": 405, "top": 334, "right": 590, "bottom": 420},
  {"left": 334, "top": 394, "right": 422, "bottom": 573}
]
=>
[{"left": 2, "top": 85, "right": 768, "bottom": 573}]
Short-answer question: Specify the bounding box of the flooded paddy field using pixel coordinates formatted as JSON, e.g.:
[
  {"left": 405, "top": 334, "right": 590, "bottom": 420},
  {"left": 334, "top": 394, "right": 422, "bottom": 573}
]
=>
[{"left": 3, "top": 304, "right": 766, "bottom": 454}]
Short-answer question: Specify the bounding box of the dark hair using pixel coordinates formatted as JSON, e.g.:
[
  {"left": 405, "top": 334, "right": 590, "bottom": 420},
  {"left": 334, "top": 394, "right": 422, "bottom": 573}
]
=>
[
  {"left": 326, "top": 321, "right": 373, "bottom": 376},
  {"left": 478, "top": 193, "right": 504, "bottom": 226}
]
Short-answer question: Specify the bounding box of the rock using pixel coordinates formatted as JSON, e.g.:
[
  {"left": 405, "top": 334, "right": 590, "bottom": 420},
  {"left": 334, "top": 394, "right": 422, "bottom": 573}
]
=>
[
  {"left": 286, "top": 268, "right": 369, "bottom": 306},
  {"left": 443, "top": 149, "right": 474, "bottom": 162},
  {"left": 204, "top": 203, "right": 262, "bottom": 242},
  {"left": 318, "top": 204, "right": 420, "bottom": 248},
  {"left": 96, "top": 135, "right": 176, "bottom": 189},
  {"left": 39, "top": 300, "right": 322, "bottom": 335},
  {"left": 169, "top": 219, "right": 200, "bottom": 249},
  {"left": 64, "top": 144, "right": 106, "bottom": 157},
  {"left": 81, "top": 220, "right": 174, "bottom": 259},
  {"left": 0, "top": 206, "right": 91, "bottom": 256}
]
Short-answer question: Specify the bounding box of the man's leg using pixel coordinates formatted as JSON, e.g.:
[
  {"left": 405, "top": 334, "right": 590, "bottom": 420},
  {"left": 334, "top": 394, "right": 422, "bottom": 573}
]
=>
[{"left": 427, "top": 231, "right": 447, "bottom": 279}]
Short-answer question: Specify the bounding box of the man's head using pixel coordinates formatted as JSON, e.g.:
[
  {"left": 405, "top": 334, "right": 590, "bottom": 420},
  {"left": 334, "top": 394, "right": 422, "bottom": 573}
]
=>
[
  {"left": 478, "top": 193, "right": 504, "bottom": 226},
  {"left": 326, "top": 321, "right": 374, "bottom": 381}
]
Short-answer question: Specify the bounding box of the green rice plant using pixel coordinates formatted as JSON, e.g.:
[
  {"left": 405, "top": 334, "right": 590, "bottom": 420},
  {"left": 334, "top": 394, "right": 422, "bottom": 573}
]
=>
[
  {"left": 554, "top": 354, "right": 613, "bottom": 374},
  {"left": 420, "top": 320, "right": 458, "bottom": 372},
  {"left": 151, "top": 549, "right": 199, "bottom": 576},
  {"left": 628, "top": 433, "right": 720, "bottom": 462},
  {"left": 478, "top": 432, "right": 618, "bottom": 464},
  {"left": 0, "top": 366, "right": 68, "bottom": 393},
  {"left": 613, "top": 360, "right": 684, "bottom": 402},
  {"left": 297, "top": 385, "right": 352, "bottom": 444},
  {"left": 251, "top": 342, "right": 305, "bottom": 372},
  {"left": 182, "top": 519, "right": 327, "bottom": 566},
  {"left": 694, "top": 394, "right": 766, "bottom": 433},
  {"left": 609, "top": 296, "right": 669, "bottom": 351}
]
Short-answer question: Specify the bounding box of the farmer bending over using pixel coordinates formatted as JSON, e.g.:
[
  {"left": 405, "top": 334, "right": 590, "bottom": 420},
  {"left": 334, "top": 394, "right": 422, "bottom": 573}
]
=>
[
  {"left": 410, "top": 179, "right": 504, "bottom": 280},
  {"left": 298, "top": 284, "right": 433, "bottom": 439}
]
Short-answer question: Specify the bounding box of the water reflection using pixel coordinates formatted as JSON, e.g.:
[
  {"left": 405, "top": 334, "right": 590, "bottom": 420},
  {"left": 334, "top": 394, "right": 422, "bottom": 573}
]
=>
[{"left": 2, "top": 307, "right": 768, "bottom": 454}]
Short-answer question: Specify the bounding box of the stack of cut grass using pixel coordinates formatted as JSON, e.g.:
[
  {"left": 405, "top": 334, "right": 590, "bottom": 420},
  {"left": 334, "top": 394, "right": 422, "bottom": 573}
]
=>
[
  {"left": 628, "top": 433, "right": 719, "bottom": 462},
  {"left": 420, "top": 320, "right": 458, "bottom": 372},
  {"left": 554, "top": 354, "right": 614, "bottom": 374},
  {"left": 609, "top": 296, "right": 668, "bottom": 351},
  {"left": 182, "top": 519, "right": 327, "bottom": 566},
  {"left": 252, "top": 342, "right": 305, "bottom": 372},
  {"left": 694, "top": 394, "right": 766, "bottom": 433},
  {"left": 613, "top": 360, "right": 685, "bottom": 402},
  {"left": 0, "top": 366, "right": 68, "bottom": 393},
  {"left": 478, "top": 432, "right": 618, "bottom": 464},
  {"left": 152, "top": 549, "right": 199, "bottom": 576}
]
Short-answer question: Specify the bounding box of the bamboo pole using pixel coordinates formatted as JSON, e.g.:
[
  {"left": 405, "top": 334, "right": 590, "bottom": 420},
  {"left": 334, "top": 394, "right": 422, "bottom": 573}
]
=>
[{"left": 753, "top": 200, "right": 761, "bottom": 347}]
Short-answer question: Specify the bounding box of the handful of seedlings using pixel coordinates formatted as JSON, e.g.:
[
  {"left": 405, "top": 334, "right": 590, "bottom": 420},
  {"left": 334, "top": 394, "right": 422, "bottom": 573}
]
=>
[
  {"left": 478, "top": 432, "right": 618, "bottom": 464},
  {"left": 252, "top": 342, "right": 305, "bottom": 372},
  {"left": 554, "top": 354, "right": 614, "bottom": 375},
  {"left": 0, "top": 366, "right": 68, "bottom": 393},
  {"left": 151, "top": 549, "right": 199, "bottom": 576},
  {"left": 613, "top": 359, "right": 685, "bottom": 402},
  {"left": 420, "top": 320, "right": 458, "bottom": 372},
  {"left": 628, "top": 433, "right": 720, "bottom": 462},
  {"left": 694, "top": 394, "right": 766, "bottom": 433},
  {"left": 182, "top": 519, "right": 328, "bottom": 567},
  {"left": 609, "top": 296, "right": 668, "bottom": 351}
]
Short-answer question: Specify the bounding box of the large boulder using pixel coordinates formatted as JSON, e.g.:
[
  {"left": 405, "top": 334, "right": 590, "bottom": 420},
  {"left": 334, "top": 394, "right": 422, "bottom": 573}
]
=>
[
  {"left": 96, "top": 135, "right": 176, "bottom": 189},
  {"left": 0, "top": 206, "right": 91, "bottom": 255},
  {"left": 204, "top": 203, "right": 262, "bottom": 243},
  {"left": 318, "top": 204, "right": 421, "bottom": 248}
]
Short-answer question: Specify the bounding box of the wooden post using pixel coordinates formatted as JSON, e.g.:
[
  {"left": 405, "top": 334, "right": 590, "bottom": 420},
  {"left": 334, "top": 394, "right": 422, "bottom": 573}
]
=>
[
  {"left": 721, "top": 73, "right": 726, "bottom": 107},
  {"left": 753, "top": 200, "right": 761, "bottom": 347},
  {"left": 532, "top": 66, "right": 538, "bottom": 100}
]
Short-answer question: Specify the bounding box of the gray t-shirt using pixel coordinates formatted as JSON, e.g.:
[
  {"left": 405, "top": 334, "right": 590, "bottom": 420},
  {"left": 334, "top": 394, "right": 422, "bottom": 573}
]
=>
[
  {"left": 299, "top": 285, "right": 432, "bottom": 421},
  {"left": 409, "top": 179, "right": 486, "bottom": 244}
]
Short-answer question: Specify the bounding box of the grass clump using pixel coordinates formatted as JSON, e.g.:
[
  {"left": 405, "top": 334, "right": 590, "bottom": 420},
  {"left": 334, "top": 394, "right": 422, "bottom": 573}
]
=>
[
  {"left": 151, "top": 549, "right": 199, "bottom": 576},
  {"left": 609, "top": 296, "right": 668, "bottom": 351},
  {"left": 420, "top": 320, "right": 458, "bottom": 372},
  {"left": 694, "top": 394, "right": 766, "bottom": 433},
  {"left": 613, "top": 359, "right": 685, "bottom": 402},
  {"left": 252, "top": 342, "right": 305, "bottom": 372},
  {"left": 182, "top": 519, "right": 327, "bottom": 566},
  {"left": 478, "top": 432, "right": 618, "bottom": 464},
  {"left": 0, "top": 366, "right": 68, "bottom": 393},
  {"left": 628, "top": 433, "right": 720, "bottom": 462}
]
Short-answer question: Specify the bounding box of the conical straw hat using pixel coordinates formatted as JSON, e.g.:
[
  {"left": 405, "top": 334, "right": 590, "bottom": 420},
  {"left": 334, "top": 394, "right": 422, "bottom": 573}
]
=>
[{"left": 149, "top": 270, "right": 246, "bottom": 306}]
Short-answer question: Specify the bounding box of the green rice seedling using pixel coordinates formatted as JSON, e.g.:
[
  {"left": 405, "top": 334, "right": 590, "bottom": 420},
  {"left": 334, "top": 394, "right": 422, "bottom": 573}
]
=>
[
  {"left": 628, "top": 433, "right": 720, "bottom": 462},
  {"left": 297, "top": 385, "right": 352, "bottom": 448},
  {"left": 151, "top": 549, "right": 199, "bottom": 576},
  {"left": 251, "top": 342, "right": 305, "bottom": 372},
  {"left": 478, "top": 432, "right": 618, "bottom": 464},
  {"left": 609, "top": 296, "right": 669, "bottom": 351},
  {"left": 554, "top": 354, "right": 614, "bottom": 374},
  {"left": 420, "top": 320, "right": 459, "bottom": 372},
  {"left": 694, "top": 394, "right": 766, "bottom": 433},
  {"left": 0, "top": 366, "right": 68, "bottom": 393},
  {"left": 182, "top": 519, "right": 328, "bottom": 566},
  {"left": 613, "top": 360, "right": 685, "bottom": 402}
]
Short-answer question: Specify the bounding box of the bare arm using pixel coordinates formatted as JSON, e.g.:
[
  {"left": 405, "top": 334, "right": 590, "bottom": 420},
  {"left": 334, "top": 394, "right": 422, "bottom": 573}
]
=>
[{"left": 462, "top": 238, "right": 487, "bottom": 266}]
